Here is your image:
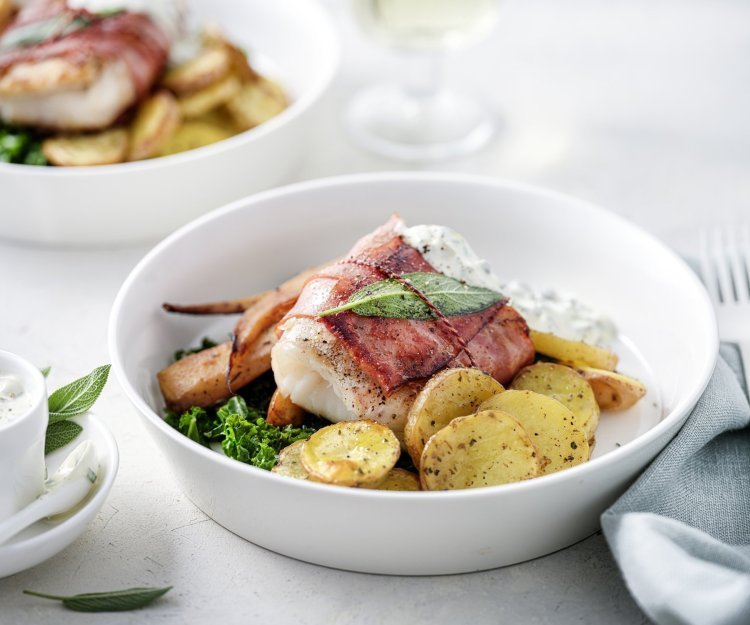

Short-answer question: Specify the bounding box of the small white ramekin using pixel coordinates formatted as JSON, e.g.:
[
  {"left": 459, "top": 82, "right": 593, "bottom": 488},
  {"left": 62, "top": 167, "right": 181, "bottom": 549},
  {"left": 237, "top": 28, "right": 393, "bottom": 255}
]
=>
[{"left": 0, "top": 351, "right": 48, "bottom": 522}]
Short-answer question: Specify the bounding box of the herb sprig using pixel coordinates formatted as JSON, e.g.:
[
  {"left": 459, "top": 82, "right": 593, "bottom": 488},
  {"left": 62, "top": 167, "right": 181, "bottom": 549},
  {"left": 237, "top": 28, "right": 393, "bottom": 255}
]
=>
[
  {"left": 23, "top": 586, "right": 172, "bottom": 612},
  {"left": 319, "top": 272, "right": 505, "bottom": 320},
  {"left": 45, "top": 365, "right": 110, "bottom": 454}
]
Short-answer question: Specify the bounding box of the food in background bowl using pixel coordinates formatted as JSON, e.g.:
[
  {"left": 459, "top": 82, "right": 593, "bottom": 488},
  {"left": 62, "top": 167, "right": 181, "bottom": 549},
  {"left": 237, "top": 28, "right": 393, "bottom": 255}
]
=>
[
  {"left": 0, "top": 0, "right": 287, "bottom": 166},
  {"left": 157, "top": 215, "right": 647, "bottom": 491}
]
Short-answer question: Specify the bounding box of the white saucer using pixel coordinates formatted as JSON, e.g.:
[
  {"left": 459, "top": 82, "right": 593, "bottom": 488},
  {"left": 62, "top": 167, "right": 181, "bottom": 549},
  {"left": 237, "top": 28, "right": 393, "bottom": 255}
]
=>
[{"left": 0, "top": 413, "right": 119, "bottom": 578}]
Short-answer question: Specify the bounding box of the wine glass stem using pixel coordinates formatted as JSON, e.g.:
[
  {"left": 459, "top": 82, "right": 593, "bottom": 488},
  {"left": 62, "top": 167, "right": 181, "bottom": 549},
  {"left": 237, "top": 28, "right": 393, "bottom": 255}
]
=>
[{"left": 403, "top": 51, "right": 444, "bottom": 102}]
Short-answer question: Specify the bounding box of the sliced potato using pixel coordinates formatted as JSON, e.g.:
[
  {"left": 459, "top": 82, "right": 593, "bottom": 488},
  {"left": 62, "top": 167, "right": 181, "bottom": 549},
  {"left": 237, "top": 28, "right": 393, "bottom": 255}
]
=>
[
  {"left": 478, "top": 390, "right": 589, "bottom": 474},
  {"left": 201, "top": 24, "right": 258, "bottom": 84},
  {"left": 0, "top": 0, "right": 14, "bottom": 32},
  {"left": 161, "top": 46, "right": 231, "bottom": 94},
  {"left": 190, "top": 107, "right": 239, "bottom": 133},
  {"left": 177, "top": 75, "right": 241, "bottom": 119},
  {"left": 127, "top": 90, "right": 181, "bottom": 161},
  {"left": 511, "top": 362, "right": 600, "bottom": 443},
  {"left": 530, "top": 330, "right": 618, "bottom": 371},
  {"left": 266, "top": 390, "right": 305, "bottom": 427},
  {"left": 156, "top": 121, "right": 233, "bottom": 157},
  {"left": 404, "top": 368, "right": 505, "bottom": 468},
  {"left": 371, "top": 468, "right": 420, "bottom": 491},
  {"left": 42, "top": 128, "right": 128, "bottom": 166},
  {"left": 420, "top": 410, "right": 540, "bottom": 491},
  {"left": 576, "top": 366, "right": 647, "bottom": 411},
  {"left": 272, "top": 440, "right": 309, "bottom": 480},
  {"left": 300, "top": 420, "right": 400, "bottom": 487},
  {"left": 224, "top": 78, "right": 287, "bottom": 131}
]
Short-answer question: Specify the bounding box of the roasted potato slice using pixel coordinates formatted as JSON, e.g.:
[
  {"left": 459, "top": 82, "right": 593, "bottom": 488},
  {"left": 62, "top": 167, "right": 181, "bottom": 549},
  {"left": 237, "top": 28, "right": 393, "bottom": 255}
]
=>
[
  {"left": 266, "top": 390, "right": 305, "bottom": 427},
  {"left": 128, "top": 90, "right": 181, "bottom": 161},
  {"left": 224, "top": 77, "right": 287, "bottom": 131},
  {"left": 404, "top": 368, "right": 504, "bottom": 467},
  {"left": 478, "top": 390, "right": 589, "bottom": 474},
  {"left": 300, "top": 420, "right": 400, "bottom": 487},
  {"left": 530, "top": 330, "right": 618, "bottom": 371},
  {"left": 177, "top": 75, "right": 241, "bottom": 119},
  {"left": 576, "top": 366, "right": 647, "bottom": 411},
  {"left": 420, "top": 410, "right": 540, "bottom": 491},
  {"left": 271, "top": 440, "right": 309, "bottom": 480},
  {"left": 156, "top": 121, "right": 233, "bottom": 157},
  {"left": 0, "top": 0, "right": 14, "bottom": 32},
  {"left": 190, "top": 107, "right": 239, "bottom": 133},
  {"left": 201, "top": 24, "right": 258, "bottom": 84},
  {"left": 161, "top": 46, "right": 231, "bottom": 94},
  {"left": 42, "top": 128, "right": 128, "bottom": 166},
  {"left": 511, "top": 362, "right": 600, "bottom": 443},
  {"left": 372, "top": 468, "right": 420, "bottom": 491}
]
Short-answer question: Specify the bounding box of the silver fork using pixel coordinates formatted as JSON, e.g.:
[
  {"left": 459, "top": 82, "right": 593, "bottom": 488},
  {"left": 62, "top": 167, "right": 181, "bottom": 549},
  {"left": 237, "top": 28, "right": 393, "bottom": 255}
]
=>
[{"left": 699, "top": 225, "right": 750, "bottom": 385}]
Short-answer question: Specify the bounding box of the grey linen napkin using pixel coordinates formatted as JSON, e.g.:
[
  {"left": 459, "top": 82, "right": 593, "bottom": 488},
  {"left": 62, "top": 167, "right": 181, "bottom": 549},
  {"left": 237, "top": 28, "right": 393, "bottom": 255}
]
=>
[{"left": 602, "top": 345, "right": 750, "bottom": 625}]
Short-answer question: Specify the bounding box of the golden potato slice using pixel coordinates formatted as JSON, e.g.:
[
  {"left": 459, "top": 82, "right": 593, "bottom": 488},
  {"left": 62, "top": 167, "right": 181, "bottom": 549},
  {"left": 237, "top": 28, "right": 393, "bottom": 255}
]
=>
[
  {"left": 404, "top": 368, "right": 504, "bottom": 467},
  {"left": 42, "top": 128, "right": 128, "bottom": 166},
  {"left": 224, "top": 77, "right": 287, "bottom": 131},
  {"left": 530, "top": 330, "right": 618, "bottom": 371},
  {"left": 0, "top": 0, "right": 14, "bottom": 32},
  {"left": 127, "top": 90, "right": 181, "bottom": 161},
  {"left": 371, "top": 468, "right": 420, "bottom": 491},
  {"left": 478, "top": 390, "right": 589, "bottom": 474},
  {"left": 420, "top": 410, "right": 540, "bottom": 491},
  {"left": 300, "top": 420, "right": 400, "bottom": 487},
  {"left": 266, "top": 390, "right": 305, "bottom": 427},
  {"left": 576, "top": 366, "right": 647, "bottom": 411},
  {"left": 161, "top": 47, "right": 231, "bottom": 94},
  {"left": 156, "top": 121, "right": 233, "bottom": 157},
  {"left": 200, "top": 24, "right": 258, "bottom": 84},
  {"left": 191, "top": 107, "right": 239, "bottom": 133},
  {"left": 178, "top": 75, "right": 241, "bottom": 119},
  {"left": 271, "top": 440, "right": 309, "bottom": 480},
  {"left": 511, "top": 362, "right": 600, "bottom": 443}
]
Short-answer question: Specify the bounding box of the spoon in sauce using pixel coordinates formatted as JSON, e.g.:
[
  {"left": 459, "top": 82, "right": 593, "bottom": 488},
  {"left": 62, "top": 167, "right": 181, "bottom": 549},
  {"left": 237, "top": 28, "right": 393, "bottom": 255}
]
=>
[{"left": 0, "top": 441, "right": 99, "bottom": 545}]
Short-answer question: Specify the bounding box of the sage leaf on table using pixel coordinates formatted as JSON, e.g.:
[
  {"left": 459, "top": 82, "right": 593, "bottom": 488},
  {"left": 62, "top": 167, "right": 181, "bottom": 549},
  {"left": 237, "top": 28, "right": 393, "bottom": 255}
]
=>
[
  {"left": 23, "top": 586, "right": 172, "bottom": 612},
  {"left": 48, "top": 364, "right": 110, "bottom": 423},
  {"left": 319, "top": 272, "right": 505, "bottom": 320},
  {"left": 44, "top": 420, "right": 84, "bottom": 454}
]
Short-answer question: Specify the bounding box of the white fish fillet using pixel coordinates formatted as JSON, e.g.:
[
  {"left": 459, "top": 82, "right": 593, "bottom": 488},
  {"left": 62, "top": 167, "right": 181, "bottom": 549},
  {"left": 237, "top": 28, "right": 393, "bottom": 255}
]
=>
[
  {"left": 0, "top": 59, "right": 135, "bottom": 130},
  {"left": 272, "top": 318, "right": 418, "bottom": 439}
]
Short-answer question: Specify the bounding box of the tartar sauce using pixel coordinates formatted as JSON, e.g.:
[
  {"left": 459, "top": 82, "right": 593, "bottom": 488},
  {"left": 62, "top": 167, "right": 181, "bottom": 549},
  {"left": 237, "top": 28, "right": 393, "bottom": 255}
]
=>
[
  {"left": 397, "top": 223, "right": 617, "bottom": 348},
  {"left": 0, "top": 374, "right": 34, "bottom": 426}
]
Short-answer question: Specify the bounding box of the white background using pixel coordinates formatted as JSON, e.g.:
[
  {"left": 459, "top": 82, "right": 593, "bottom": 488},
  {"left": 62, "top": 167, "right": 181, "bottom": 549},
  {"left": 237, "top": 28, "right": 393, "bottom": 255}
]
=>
[{"left": 1, "top": 0, "right": 747, "bottom": 622}]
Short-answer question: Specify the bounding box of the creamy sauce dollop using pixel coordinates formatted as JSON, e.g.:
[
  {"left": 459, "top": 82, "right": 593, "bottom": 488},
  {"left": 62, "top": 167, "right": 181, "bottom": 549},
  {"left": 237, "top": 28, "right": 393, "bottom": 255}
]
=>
[
  {"left": 397, "top": 223, "right": 617, "bottom": 348},
  {"left": 0, "top": 373, "right": 34, "bottom": 426}
]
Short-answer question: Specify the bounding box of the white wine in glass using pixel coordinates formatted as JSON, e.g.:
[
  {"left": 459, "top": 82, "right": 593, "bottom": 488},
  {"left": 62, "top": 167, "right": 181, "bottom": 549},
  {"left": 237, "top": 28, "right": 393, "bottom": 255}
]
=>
[
  {"left": 354, "top": 0, "right": 499, "bottom": 50},
  {"left": 348, "top": 0, "right": 500, "bottom": 161}
]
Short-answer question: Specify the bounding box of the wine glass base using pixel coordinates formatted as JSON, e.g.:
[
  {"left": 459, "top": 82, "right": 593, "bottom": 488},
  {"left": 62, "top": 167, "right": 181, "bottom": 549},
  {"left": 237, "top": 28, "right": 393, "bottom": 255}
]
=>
[{"left": 346, "top": 84, "right": 495, "bottom": 162}]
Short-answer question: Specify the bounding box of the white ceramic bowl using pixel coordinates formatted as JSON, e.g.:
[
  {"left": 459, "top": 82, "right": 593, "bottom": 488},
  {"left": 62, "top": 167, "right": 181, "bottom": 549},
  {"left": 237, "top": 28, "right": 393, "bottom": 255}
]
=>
[
  {"left": 0, "top": 412, "right": 119, "bottom": 578},
  {"left": 0, "top": 0, "right": 339, "bottom": 246},
  {"left": 109, "top": 173, "right": 718, "bottom": 575}
]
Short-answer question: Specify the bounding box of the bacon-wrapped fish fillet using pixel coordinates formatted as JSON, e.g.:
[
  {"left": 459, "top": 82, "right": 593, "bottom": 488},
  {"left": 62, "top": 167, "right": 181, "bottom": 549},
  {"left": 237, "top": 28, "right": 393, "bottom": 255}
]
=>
[
  {"left": 272, "top": 217, "right": 535, "bottom": 437},
  {"left": 0, "top": 0, "right": 170, "bottom": 130}
]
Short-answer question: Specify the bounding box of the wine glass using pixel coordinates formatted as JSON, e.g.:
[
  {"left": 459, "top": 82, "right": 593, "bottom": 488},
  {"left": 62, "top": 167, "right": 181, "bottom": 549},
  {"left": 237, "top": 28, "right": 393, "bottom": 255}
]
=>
[{"left": 347, "top": 0, "right": 500, "bottom": 162}]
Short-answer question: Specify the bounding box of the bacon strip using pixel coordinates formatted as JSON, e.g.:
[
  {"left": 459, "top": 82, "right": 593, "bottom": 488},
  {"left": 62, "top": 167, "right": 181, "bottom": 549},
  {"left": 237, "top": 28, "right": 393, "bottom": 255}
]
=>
[
  {"left": 0, "top": 1, "right": 169, "bottom": 98},
  {"left": 282, "top": 217, "right": 535, "bottom": 394}
]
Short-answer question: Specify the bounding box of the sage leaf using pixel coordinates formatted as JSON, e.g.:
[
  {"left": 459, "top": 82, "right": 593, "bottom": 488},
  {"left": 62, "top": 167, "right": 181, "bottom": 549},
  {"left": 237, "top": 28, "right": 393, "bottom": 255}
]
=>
[
  {"left": 319, "top": 272, "right": 505, "bottom": 320},
  {"left": 48, "top": 365, "right": 110, "bottom": 423},
  {"left": 45, "top": 420, "right": 83, "bottom": 454},
  {"left": 23, "top": 587, "right": 172, "bottom": 612}
]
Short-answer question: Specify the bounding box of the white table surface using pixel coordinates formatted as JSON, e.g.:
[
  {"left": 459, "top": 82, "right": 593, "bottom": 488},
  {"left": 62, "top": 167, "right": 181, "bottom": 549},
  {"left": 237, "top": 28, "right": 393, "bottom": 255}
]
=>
[{"left": 1, "top": 1, "right": 747, "bottom": 622}]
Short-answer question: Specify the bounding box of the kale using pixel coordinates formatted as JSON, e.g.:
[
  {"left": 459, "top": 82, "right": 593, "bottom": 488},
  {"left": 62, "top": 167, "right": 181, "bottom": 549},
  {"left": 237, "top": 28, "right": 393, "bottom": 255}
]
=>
[
  {"left": 164, "top": 373, "right": 322, "bottom": 470},
  {"left": 173, "top": 337, "right": 218, "bottom": 362},
  {"left": 164, "top": 406, "right": 221, "bottom": 447},
  {"left": 0, "top": 124, "right": 48, "bottom": 165},
  {"left": 218, "top": 396, "right": 317, "bottom": 470}
]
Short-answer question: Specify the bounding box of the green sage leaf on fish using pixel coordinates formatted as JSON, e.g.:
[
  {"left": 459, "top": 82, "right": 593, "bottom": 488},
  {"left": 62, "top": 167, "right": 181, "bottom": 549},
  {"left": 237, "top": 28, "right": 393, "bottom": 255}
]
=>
[
  {"left": 23, "top": 586, "right": 172, "bottom": 612},
  {"left": 318, "top": 272, "right": 505, "bottom": 320}
]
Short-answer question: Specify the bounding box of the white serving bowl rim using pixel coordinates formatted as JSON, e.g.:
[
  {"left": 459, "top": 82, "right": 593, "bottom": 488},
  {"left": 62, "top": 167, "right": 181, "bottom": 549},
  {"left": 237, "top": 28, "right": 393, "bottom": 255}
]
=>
[
  {"left": 0, "top": 0, "right": 339, "bottom": 178},
  {"left": 109, "top": 172, "right": 718, "bottom": 501}
]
